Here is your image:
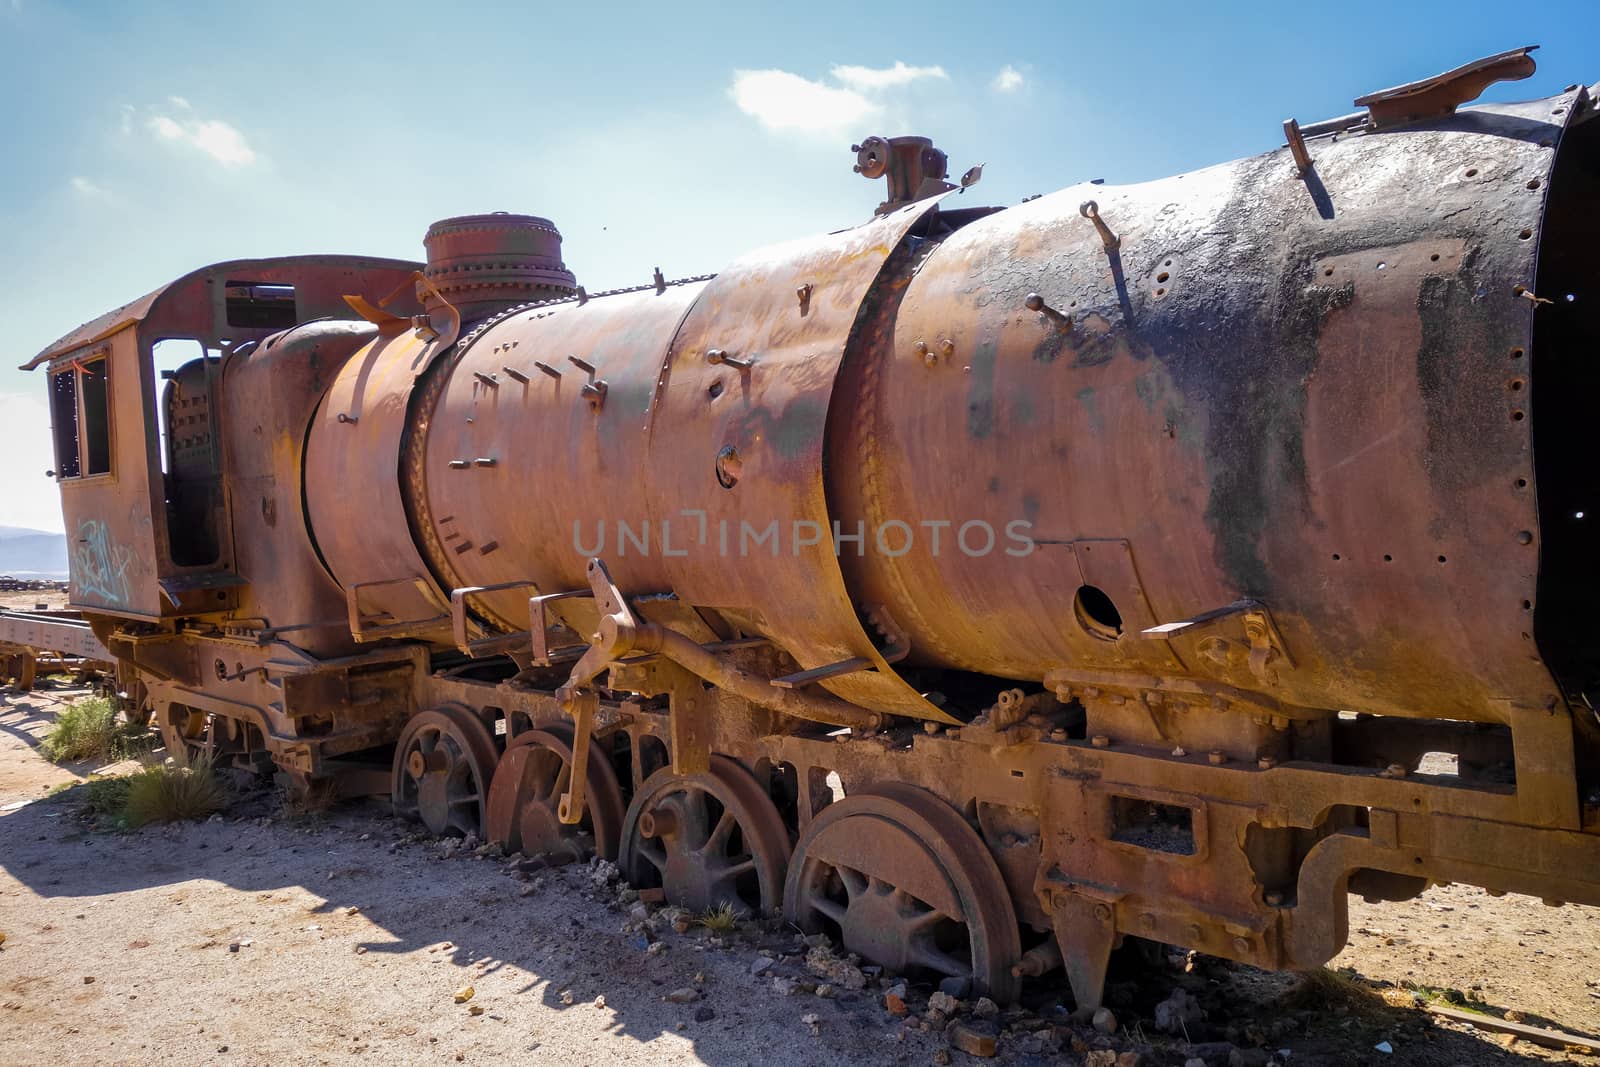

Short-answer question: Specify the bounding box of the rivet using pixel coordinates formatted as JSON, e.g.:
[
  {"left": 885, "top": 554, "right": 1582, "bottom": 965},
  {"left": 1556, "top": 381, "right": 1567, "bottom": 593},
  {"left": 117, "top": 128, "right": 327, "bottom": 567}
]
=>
[
  {"left": 1208, "top": 751, "right": 1227, "bottom": 765},
  {"left": 1092, "top": 903, "right": 1112, "bottom": 922},
  {"left": 1257, "top": 756, "right": 1277, "bottom": 770},
  {"left": 1516, "top": 530, "right": 1533, "bottom": 545},
  {"left": 1232, "top": 936, "right": 1251, "bottom": 954},
  {"left": 1091, "top": 734, "right": 1111, "bottom": 748}
]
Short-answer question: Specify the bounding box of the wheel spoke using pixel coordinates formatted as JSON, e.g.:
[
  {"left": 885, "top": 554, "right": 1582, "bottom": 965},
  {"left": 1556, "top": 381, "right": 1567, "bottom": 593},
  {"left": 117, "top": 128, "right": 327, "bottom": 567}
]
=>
[
  {"left": 717, "top": 855, "right": 756, "bottom": 880},
  {"left": 807, "top": 893, "right": 847, "bottom": 925},
  {"left": 838, "top": 866, "right": 868, "bottom": 899},
  {"left": 449, "top": 793, "right": 480, "bottom": 805},
  {"left": 910, "top": 942, "right": 971, "bottom": 978},
  {"left": 683, "top": 789, "right": 713, "bottom": 849},
  {"left": 637, "top": 843, "right": 668, "bottom": 871},
  {"left": 905, "top": 906, "right": 947, "bottom": 933},
  {"left": 704, "top": 810, "right": 737, "bottom": 856}
]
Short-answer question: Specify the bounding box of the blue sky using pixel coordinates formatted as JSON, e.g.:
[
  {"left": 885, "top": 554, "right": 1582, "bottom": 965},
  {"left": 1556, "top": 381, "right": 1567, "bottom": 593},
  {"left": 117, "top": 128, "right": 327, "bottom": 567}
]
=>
[{"left": 2, "top": 0, "right": 1598, "bottom": 531}]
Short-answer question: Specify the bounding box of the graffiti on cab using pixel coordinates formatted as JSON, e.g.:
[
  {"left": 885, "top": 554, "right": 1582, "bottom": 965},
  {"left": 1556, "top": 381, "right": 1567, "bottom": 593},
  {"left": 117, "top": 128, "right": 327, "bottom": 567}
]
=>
[{"left": 71, "top": 519, "right": 132, "bottom": 607}]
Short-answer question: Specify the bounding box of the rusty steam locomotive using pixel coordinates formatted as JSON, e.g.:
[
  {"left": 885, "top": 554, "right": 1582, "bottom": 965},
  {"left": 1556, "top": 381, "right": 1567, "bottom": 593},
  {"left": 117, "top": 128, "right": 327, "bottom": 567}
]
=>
[{"left": 22, "top": 48, "right": 1600, "bottom": 1007}]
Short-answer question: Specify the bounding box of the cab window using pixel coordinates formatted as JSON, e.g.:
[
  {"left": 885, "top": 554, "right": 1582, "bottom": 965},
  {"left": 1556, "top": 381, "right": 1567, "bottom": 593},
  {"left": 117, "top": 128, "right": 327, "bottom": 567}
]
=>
[{"left": 50, "top": 354, "right": 111, "bottom": 478}]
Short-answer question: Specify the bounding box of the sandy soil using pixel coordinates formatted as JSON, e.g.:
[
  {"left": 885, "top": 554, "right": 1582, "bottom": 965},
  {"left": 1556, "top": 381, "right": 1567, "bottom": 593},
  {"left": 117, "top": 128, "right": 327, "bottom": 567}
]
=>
[{"left": 1, "top": 681, "right": 1596, "bottom": 1067}]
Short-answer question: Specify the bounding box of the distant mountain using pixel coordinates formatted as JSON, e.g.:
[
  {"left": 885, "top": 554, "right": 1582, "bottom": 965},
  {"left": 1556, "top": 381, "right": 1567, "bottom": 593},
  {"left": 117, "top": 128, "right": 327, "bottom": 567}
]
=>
[{"left": 0, "top": 526, "right": 68, "bottom": 577}]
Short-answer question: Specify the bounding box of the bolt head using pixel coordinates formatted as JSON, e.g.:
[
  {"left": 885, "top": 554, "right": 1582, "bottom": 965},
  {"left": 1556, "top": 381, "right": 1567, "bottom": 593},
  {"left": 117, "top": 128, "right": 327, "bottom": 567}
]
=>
[
  {"left": 1207, "top": 750, "right": 1227, "bottom": 765},
  {"left": 1091, "top": 734, "right": 1111, "bottom": 748},
  {"left": 1025, "top": 292, "right": 1045, "bottom": 312}
]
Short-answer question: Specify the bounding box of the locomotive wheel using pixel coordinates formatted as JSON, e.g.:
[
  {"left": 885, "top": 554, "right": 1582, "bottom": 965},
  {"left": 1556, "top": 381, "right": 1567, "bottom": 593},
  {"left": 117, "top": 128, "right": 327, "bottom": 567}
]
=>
[
  {"left": 618, "top": 756, "right": 790, "bottom": 916},
  {"left": 392, "top": 707, "right": 498, "bottom": 837},
  {"left": 485, "top": 725, "right": 625, "bottom": 861},
  {"left": 158, "top": 703, "right": 213, "bottom": 767},
  {"left": 782, "top": 783, "right": 1021, "bottom": 1002},
  {"left": 9, "top": 653, "right": 37, "bottom": 692},
  {"left": 158, "top": 704, "right": 267, "bottom": 770}
]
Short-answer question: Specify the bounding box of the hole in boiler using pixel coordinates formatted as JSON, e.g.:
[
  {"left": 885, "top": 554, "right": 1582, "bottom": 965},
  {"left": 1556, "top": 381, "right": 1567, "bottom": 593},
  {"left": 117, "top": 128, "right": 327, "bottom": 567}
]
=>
[
  {"left": 1074, "top": 585, "right": 1122, "bottom": 641},
  {"left": 715, "top": 445, "right": 742, "bottom": 488}
]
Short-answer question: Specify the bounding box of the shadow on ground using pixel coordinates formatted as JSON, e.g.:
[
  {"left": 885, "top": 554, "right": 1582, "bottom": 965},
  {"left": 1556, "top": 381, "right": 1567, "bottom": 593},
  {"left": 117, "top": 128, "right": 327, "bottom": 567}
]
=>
[{"left": 1, "top": 684, "right": 1582, "bottom": 1066}]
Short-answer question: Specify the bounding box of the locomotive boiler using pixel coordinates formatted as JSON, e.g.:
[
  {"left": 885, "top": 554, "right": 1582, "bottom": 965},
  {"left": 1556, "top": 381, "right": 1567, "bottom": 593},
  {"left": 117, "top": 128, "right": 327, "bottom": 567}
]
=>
[{"left": 21, "top": 48, "right": 1600, "bottom": 1008}]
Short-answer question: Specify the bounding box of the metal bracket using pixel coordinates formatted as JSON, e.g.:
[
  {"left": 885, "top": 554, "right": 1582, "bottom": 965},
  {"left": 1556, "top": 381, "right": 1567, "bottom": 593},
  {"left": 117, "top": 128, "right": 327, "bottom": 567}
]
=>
[
  {"left": 1141, "top": 598, "right": 1291, "bottom": 685},
  {"left": 344, "top": 577, "right": 451, "bottom": 642},
  {"left": 771, "top": 656, "right": 873, "bottom": 689},
  {"left": 448, "top": 580, "right": 540, "bottom": 658},
  {"left": 1355, "top": 46, "right": 1538, "bottom": 130},
  {"left": 557, "top": 688, "right": 597, "bottom": 825}
]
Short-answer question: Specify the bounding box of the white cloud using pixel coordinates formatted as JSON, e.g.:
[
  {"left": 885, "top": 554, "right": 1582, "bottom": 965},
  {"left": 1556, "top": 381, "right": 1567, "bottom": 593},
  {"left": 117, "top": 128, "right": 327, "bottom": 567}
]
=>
[
  {"left": 730, "top": 60, "right": 952, "bottom": 137},
  {"left": 168, "top": 95, "right": 191, "bottom": 109},
  {"left": 0, "top": 393, "right": 66, "bottom": 534},
  {"left": 69, "top": 176, "right": 107, "bottom": 197},
  {"left": 145, "top": 107, "right": 256, "bottom": 167},
  {"left": 831, "top": 61, "right": 947, "bottom": 91},
  {"left": 729, "top": 69, "right": 879, "bottom": 136},
  {"left": 992, "top": 65, "right": 1025, "bottom": 93}
]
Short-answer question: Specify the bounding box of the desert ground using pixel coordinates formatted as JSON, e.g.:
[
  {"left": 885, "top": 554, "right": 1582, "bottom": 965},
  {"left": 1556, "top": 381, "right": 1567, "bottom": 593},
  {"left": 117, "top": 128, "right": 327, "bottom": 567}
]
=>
[{"left": 1, "top": 678, "right": 1597, "bottom": 1067}]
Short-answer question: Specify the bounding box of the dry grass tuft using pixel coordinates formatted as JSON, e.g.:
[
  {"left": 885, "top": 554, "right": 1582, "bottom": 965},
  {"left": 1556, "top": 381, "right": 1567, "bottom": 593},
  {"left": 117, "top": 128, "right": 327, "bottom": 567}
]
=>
[
  {"left": 698, "top": 901, "right": 740, "bottom": 932},
  {"left": 1281, "top": 967, "right": 1393, "bottom": 1019},
  {"left": 280, "top": 778, "right": 342, "bottom": 820},
  {"left": 39, "top": 696, "right": 148, "bottom": 763},
  {"left": 123, "top": 755, "right": 227, "bottom": 826}
]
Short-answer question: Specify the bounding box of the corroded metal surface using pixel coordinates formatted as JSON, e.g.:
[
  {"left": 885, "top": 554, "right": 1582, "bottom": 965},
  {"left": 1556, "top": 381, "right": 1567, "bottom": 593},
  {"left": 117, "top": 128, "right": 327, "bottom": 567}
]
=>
[
  {"left": 831, "top": 93, "right": 1566, "bottom": 727},
  {"left": 17, "top": 52, "right": 1600, "bottom": 1015}
]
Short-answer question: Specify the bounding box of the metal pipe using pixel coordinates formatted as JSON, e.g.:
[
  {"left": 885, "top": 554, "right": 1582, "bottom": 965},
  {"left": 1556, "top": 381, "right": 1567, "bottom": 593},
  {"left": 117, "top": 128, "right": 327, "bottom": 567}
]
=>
[{"left": 635, "top": 624, "right": 884, "bottom": 732}]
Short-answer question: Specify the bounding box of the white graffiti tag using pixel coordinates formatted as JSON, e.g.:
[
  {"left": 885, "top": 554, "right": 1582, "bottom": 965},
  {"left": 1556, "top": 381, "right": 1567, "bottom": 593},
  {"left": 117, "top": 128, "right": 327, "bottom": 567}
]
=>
[{"left": 71, "top": 519, "right": 132, "bottom": 607}]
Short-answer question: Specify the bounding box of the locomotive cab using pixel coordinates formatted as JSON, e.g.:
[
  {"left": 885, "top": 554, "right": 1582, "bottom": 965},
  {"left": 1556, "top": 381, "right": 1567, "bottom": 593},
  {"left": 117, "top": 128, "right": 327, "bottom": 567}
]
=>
[{"left": 23, "top": 257, "right": 421, "bottom": 619}]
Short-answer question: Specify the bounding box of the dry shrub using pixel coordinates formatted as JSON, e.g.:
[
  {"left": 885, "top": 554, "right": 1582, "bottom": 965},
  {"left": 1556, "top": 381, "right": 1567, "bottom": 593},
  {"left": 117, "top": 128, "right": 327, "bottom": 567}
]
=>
[
  {"left": 39, "top": 696, "right": 148, "bottom": 763},
  {"left": 123, "top": 755, "right": 227, "bottom": 826}
]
